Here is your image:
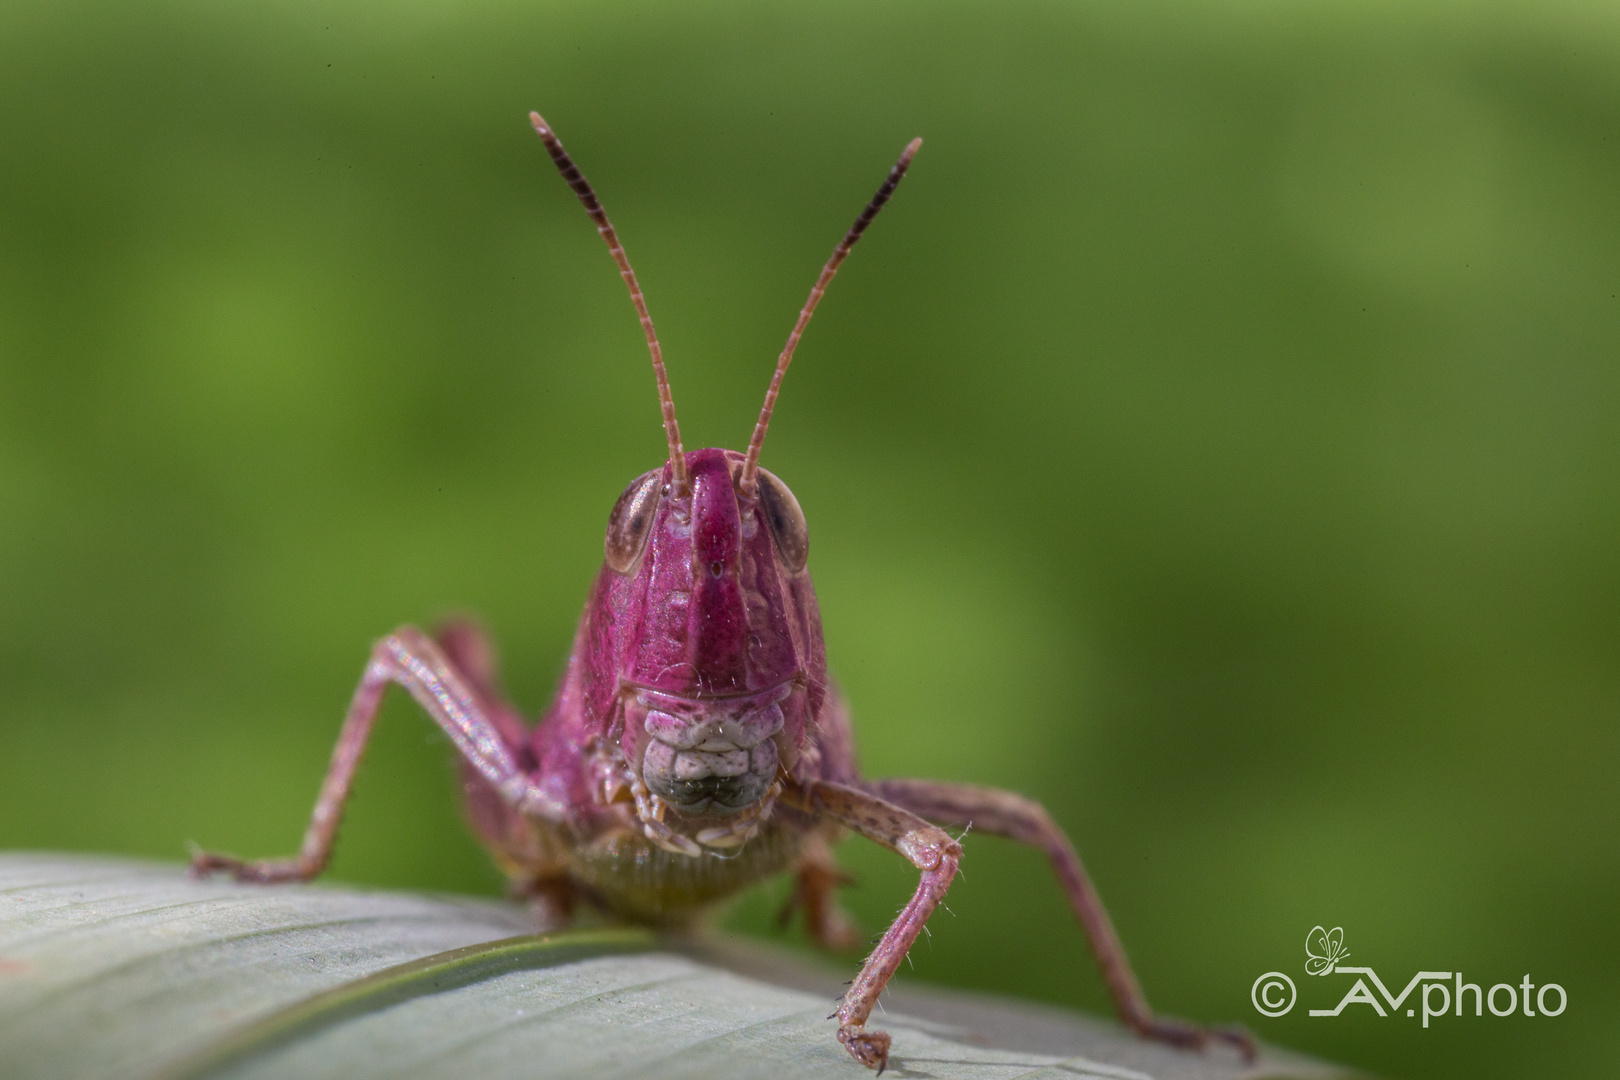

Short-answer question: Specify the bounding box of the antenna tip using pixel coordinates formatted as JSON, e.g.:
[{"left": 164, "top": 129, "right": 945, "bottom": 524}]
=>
[
  {"left": 903, "top": 137, "right": 922, "bottom": 161},
  {"left": 529, "top": 111, "right": 550, "bottom": 135}
]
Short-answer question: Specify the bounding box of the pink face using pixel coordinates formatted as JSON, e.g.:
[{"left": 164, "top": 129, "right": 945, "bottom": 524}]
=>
[{"left": 578, "top": 448, "right": 825, "bottom": 817}]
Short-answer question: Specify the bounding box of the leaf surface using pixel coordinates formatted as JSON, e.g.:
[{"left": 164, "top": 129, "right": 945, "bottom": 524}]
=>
[{"left": 0, "top": 853, "right": 1348, "bottom": 1080}]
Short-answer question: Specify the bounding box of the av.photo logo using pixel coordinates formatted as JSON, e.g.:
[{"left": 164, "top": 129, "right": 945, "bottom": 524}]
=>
[{"left": 1250, "top": 926, "right": 1567, "bottom": 1028}]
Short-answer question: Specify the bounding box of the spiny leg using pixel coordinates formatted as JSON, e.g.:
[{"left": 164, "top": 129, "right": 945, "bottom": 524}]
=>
[
  {"left": 776, "top": 831, "right": 861, "bottom": 951},
  {"left": 190, "top": 625, "right": 563, "bottom": 883},
  {"left": 863, "top": 778, "right": 1255, "bottom": 1061},
  {"left": 783, "top": 780, "right": 962, "bottom": 1071}
]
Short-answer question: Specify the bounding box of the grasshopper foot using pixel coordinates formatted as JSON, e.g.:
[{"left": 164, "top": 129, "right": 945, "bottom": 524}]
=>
[
  {"left": 1133, "top": 1016, "right": 1257, "bottom": 1063},
  {"left": 187, "top": 849, "right": 314, "bottom": 884},
  {"left": 837, "top": 1025, "right": 891, "bottom": 1072},
  {"left": 1211, "top": 1024, "right": 1258, "bottom": 1062},
  {"left": 511, "top": 877, "right": 577, "bottom": 933}
]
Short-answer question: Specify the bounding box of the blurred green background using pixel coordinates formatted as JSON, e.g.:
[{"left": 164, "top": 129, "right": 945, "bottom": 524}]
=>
[{"left": 1, "top": 1, "right": 1615, "bottom": 1076}]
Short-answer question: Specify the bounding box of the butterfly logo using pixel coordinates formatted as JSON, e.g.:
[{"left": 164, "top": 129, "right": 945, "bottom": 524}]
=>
[{"left": 1305, "top": 925, "right": 1349, "bottom": 976}]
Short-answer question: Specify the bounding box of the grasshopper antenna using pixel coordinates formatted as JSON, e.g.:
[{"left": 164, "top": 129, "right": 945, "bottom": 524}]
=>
[
  {"left": 738, "top": 137, "right": 922, "bottom": 499},
  {"left": 530, "top": 112, "right": 690, "bottom": 497}
]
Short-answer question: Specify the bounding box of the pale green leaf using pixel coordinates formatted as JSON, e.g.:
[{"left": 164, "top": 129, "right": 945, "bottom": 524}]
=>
[{"left": 0, "top": 853, "right": 1350, "bottom": 1080}]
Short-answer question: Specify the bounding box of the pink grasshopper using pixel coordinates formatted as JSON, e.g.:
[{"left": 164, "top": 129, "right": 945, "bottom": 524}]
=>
[{"left": 192, "top": 113, "right": 1255, "bottom": 1070}]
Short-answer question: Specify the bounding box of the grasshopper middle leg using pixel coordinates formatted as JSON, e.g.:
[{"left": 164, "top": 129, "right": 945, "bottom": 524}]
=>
[{"left": 776, "top": 832, "right": 861, "bottom": 951}]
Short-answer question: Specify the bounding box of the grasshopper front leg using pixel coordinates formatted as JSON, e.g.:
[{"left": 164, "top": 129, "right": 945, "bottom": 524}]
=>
[
  {"left": 863, "top": 778, "right": 1256, "bottom": 1060},
  {"left": 783, "top": 779, "right": 962, "bottom": 1071},
  {"left": 191, "top": 625, "right": 564, "bottom": 883}
]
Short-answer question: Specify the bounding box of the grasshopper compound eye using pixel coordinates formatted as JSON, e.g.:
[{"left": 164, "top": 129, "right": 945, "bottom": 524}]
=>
[
  {"left": 754, "top": 467, "right": 808, "bottom": 573},
  {"left": 605, "top": 469, "right": 662, "bottom": 574}
]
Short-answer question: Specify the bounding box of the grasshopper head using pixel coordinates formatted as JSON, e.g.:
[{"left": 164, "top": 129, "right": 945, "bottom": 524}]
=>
[
  {"left": 530, "top": 114, "right": 916, "bottom": 826},
  {"left": 597, "top": 448, "right": 816, "bottom": 817}
]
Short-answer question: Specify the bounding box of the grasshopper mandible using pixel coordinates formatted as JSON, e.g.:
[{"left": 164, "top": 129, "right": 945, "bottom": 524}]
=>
[{"left": 191, "top": 113, "right": 1255, "bottom": 1070}]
